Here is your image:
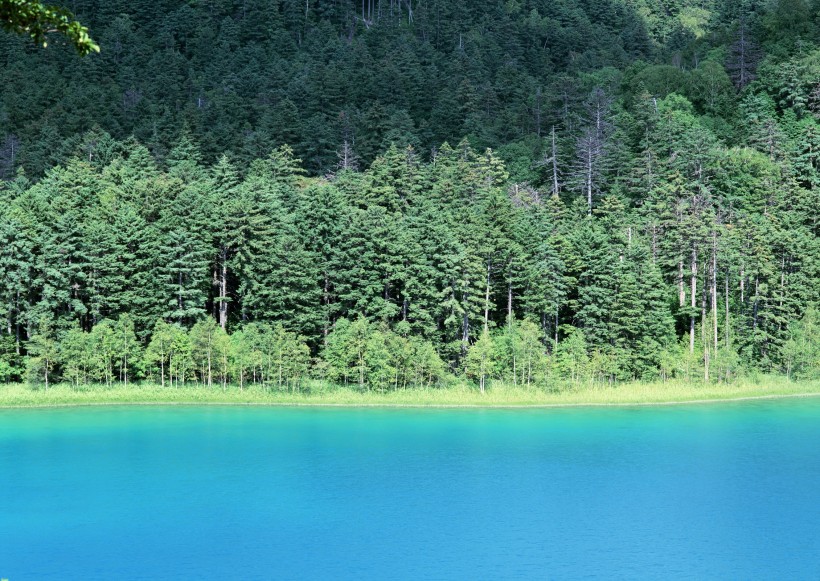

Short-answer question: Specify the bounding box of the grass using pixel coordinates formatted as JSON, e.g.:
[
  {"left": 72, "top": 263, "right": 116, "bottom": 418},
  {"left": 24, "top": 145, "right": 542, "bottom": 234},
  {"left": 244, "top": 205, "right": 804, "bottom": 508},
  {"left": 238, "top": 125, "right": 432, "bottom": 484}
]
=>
[{"left": 1, "top": 377, "right": 819, "bottom": 408}]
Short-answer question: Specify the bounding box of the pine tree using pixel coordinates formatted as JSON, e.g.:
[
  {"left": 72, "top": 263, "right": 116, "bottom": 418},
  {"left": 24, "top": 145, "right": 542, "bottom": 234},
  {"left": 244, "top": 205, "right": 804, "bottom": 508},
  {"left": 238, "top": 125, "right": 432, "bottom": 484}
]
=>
[
  {"left": 209, "top": 154, "right": 240, "bottom": 329},
  {"left": 0, "top": 215, "right": 32, "bottom": 353},
  {"left": 157, "top": 179, "right": 211, "bottom": 326}
]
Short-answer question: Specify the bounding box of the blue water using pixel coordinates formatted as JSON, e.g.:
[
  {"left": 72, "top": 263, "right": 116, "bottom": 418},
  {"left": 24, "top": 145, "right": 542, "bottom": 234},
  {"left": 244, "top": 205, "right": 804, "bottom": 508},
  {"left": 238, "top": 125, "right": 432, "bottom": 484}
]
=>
[{"left": 2, "top": 400, "right": 820, "bottom": 579}]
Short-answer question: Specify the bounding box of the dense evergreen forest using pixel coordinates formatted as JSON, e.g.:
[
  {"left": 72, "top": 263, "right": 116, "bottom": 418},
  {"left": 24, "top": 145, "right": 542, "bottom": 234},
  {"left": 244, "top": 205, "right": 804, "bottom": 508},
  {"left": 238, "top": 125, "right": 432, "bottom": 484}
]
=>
[{"left": 1, "top": 0, "right": 820, "bottom": 389}]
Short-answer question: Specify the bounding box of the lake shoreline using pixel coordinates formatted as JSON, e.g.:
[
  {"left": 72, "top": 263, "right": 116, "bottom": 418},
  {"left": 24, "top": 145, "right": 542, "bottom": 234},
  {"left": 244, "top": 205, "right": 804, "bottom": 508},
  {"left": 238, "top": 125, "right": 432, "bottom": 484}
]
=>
[
  {"left": 2, "top": 380, "right": 819, "bottom": 410},
  {"left": 1, "top": 392, "right": 820, "bottom": 410}
]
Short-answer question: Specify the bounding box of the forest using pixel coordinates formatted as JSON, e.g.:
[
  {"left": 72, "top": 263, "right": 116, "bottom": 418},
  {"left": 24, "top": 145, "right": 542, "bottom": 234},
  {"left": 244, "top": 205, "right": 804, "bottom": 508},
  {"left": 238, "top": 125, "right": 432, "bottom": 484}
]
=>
[{"left": 1, "top": 0, "right": 820, "bottom": 390}]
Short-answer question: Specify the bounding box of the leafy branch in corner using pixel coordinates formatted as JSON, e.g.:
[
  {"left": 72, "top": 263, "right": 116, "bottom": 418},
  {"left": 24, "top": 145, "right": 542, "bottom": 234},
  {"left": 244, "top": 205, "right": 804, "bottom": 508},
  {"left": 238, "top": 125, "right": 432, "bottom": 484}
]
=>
[{"left": 0, "top": 0, "right": 98, "bottom": 55}]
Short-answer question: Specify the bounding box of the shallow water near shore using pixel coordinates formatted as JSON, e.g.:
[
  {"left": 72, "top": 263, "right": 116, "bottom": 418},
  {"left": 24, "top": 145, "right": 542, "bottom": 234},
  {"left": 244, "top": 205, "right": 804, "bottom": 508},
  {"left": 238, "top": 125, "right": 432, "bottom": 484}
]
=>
[{"left": 2, "top": 399, "right": 820, "bottom": 579}]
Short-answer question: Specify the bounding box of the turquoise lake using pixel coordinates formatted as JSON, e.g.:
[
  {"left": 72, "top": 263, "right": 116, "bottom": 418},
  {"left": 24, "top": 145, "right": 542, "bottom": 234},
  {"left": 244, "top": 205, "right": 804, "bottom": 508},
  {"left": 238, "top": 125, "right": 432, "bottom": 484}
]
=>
[{"left": 2, "top": 399, "right": 820, "bottom": 579}]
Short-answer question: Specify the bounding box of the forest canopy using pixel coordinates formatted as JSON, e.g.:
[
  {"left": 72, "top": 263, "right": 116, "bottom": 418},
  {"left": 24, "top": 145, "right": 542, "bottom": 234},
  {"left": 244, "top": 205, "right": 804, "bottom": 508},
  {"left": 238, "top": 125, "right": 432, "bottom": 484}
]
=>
[{"left": 1, "top": 0, "right": 819, "bottom": 388}]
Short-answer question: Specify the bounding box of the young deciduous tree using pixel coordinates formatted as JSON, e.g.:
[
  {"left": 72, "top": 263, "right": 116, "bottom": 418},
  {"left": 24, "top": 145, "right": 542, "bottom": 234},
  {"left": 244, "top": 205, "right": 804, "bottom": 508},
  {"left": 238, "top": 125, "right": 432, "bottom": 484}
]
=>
[
  {"left": 144, "top": 319, "right": 175, "bottom": 388},
  {"left": 553, "top": 327, "right": 589, "bottom": 384},
  {"left": 465, "top": 328, "right": 495, "bottom": 394},
  {"left": 782, "top": 307, "right": 820, "bottom": 380},
  {"left": 26, "top": 318, "right": 58, "bottom": 388}
]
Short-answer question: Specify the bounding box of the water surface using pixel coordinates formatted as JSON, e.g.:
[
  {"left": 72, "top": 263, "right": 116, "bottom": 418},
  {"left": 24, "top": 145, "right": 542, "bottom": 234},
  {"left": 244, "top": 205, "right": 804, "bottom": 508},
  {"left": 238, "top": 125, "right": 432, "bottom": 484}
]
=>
[{"left": 2, "top": 399, "right": 820, "bottom": 579}]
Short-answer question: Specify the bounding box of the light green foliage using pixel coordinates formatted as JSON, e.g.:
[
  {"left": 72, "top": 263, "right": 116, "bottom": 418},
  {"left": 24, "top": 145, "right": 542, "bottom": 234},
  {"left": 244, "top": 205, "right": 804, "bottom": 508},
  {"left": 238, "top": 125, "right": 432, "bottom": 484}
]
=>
[
  {"left": 0, "top": 0, "right": 98, "bottom": 54},
  {"left": 112, "top": 315, "right": 141, "bottom": 385},
  {"left": 144, "top": 321, "right": 192, "bottom": 387},
  {"left": 144, "top": 320, "right": 175, "bottom": 387},
  {"left": 408, "top": 338, "right": 446, "bottom": 388},
  {"left": 190, "top": 318, "right": 221, "bottom": 388},
  {"left": 212, "top": 326, "right": 231, "bottom": 390},
  {"left": 553, "top": 327, "right": 590, "bottom": 384},
  {"left": 257, "top": 323, "right": 310, "bottom": 391},
  {"left": 59, "top": 326, "right": 91, "bottom": 387},
  {"left": 228, "top": 328, "right": 257, "bottom": 390},
  {"left": 782, "top": 307, "right": 820, "bottom": 379},
  {"left": 324, "top": 317, "right": 444, "bottom": 391},
  {"left": 464, "top": 328, "right": 496, "bottom": 393},
  {"left": 324, "top": 317, "right": 367, "bottom": 387},
  {"left": 88, "top": 319, "right": 115, "bottom": 386},
  {"left": 25, "top": 318, "right": 57, "bottom": 387},
  {"left": 364, "top": 326, "right": 396, "bottom": 391},
  {"left": 494, "top": 319, "right": 550, "bottom": 388},
  {"left": 169, "top": 325, "right": 193, "bottom": 386}
]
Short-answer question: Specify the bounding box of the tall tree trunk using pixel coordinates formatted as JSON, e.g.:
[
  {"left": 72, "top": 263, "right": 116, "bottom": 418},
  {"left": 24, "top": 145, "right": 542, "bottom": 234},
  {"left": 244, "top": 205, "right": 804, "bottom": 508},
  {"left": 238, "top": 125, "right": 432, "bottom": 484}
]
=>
[
  {"left": 702, "top": 266, "right": 709, "bottom": 382},
  {"left": 359, "top": 351, "right": 365, "bottom": 389},
  {"left": 725, "top": 267, "right": 730, "bottom": 350},
  {"left": 586, "top": 152, "right": 593, "bottom": 213},
  {"left": 507, "top": 281, "right": 512, "bottom": 327},
  {"left": 480, "top": 356, "right": 485, "bottom": 394},
  {"left": 461, "top": 287, "right": 469, "bottom": 355},
  {"left": 207, "top": 336, "right": 212, "bottom": 388},
  {"left": 484, "top": 262, "right": 491, "bottom": 331},
  {"left": 780, "top": 257, "right": 785, "bottom": 309},
  {"left": 711, "top": 232, "right": 718, "bottom": 351},
  {"left": 704, "top": 343, "right": 710, "bottom": 383},
  {"left": 15, "top": 291, "right": 20, "bottom": 355},
  {"left": 752, "top": 275, "right": 760, "bottom": 337},
  {"left": 690, "top": 245, "right": 697, "bottom": 354},
  {"left": 551, "top": 126, "right": 560, "bottom": 196},
  {"left": 219, "top": 249, "right": 228, "bottom": 330},
  {"left": 740, "top": 264, "right": 745, "bottom": 304},
  {"left": 323, "top": 274, "right": 330, "bottom": 346}
]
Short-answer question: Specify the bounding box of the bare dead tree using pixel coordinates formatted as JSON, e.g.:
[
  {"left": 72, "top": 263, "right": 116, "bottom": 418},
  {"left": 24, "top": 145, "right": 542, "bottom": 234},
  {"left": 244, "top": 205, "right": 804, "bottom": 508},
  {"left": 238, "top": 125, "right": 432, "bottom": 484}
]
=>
[
  {"left": 336, "top": 139, "right": 360, "bottom": 172},
  {"left": 535, "top": 125, "right": 563, "bottom": 197},
  {"left": 338, "top": 110, "right": 359, "bottom": 171},
  {"left": 508, "top": 183, "right": 542, "bottom": 208},
  {"left": 574, "top": 88, "right": 613, "bottom": 213},
  {"left": 0, "top": 134, "right": 21, "bottom": 180},
  {"left": 727, "top": 18, "right": 761, "bottom": 91}
]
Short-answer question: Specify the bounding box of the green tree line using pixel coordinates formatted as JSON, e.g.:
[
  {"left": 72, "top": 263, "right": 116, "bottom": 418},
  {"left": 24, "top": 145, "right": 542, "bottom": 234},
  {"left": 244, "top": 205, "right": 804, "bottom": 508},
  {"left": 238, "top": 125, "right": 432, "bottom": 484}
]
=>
[{"left": 1, "top": 118, "right": 819, "bottom": 388}]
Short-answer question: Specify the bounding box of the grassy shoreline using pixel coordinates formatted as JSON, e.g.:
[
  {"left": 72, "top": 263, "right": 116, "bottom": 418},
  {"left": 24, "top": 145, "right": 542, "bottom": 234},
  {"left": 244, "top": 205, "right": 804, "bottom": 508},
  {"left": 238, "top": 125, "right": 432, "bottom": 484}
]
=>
[{"left": 1, "top": 377, "right": 819, "bottom": 409}]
